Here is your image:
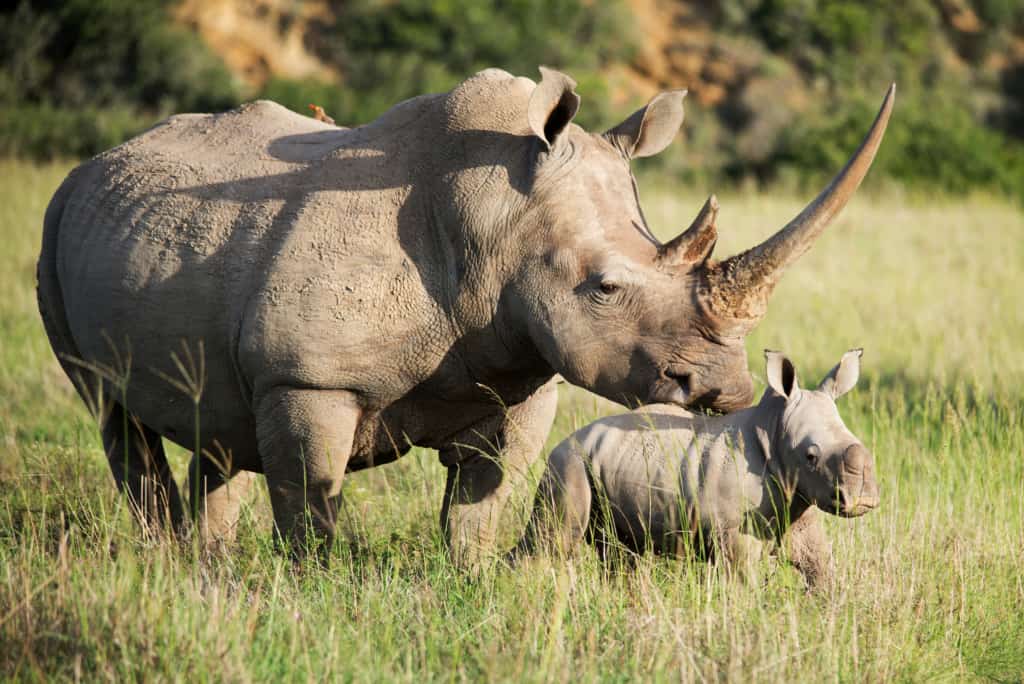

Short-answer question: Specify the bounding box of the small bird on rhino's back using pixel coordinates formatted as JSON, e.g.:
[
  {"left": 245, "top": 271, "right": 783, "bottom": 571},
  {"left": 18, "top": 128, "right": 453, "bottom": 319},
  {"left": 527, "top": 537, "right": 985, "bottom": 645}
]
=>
[{"left": 308, "top": 103, "right": 335, "bottom": 125}]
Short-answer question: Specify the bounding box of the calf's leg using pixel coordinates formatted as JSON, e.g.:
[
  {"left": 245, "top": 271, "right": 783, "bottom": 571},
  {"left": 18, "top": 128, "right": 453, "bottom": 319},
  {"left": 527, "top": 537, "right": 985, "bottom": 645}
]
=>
[
  {"left": 786, "top": 506, "right": 834, "bottom": 590},
  {"left": 513, "top": 439, "right": 592, "bottom": 559},
  {"left": 186, "top": 454, "right": 259, "bottom": 548},
  {"left": 723, "top": 529, "right": 767, "bottom": 585}
]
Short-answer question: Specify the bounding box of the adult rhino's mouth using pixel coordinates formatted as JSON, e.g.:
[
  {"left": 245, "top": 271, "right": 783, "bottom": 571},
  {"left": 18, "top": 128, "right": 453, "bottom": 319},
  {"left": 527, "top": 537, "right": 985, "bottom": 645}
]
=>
[
  {"left": 647, "top": 369, "right": 692, "bottom": 407},
  {"left": 648, "top": 379, "right": 748, "bottom": 414},
  {"left": 651, "top": 370, "right": 692, "bottom": 403},
  {"left": 645, "top": 366, "right": 751, "bottom": 412}
]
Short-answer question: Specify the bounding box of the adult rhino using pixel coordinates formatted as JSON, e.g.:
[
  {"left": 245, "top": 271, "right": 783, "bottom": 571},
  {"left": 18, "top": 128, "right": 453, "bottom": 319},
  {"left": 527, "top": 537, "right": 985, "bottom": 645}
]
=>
[{"left": 37, "top": 67, "right": 893, "bottom": 565}]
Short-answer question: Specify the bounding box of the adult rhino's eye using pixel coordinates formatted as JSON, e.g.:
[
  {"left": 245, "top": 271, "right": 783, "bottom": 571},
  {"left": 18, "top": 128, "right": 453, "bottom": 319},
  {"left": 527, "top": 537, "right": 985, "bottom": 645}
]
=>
[{"left": 599, "top": 281, "right": 620, "bottom": 296}]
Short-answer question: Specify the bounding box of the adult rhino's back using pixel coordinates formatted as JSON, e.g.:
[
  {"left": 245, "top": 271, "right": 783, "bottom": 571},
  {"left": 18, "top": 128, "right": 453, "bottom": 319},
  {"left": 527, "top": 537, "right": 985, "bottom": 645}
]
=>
[{"left": 38, "top": 99, "right": 432, "bottom": 453}]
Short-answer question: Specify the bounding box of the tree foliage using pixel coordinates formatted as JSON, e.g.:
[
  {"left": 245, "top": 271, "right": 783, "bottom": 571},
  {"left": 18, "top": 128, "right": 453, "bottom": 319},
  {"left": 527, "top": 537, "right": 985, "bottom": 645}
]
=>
[
  {"left": 0, "top": 0, "right": 239, "bottom": 158},
  {"left": 0, "top": 0, "right": 1021, "bottom": 200},
  {"left": 716, "top": 0, "right": 1024, "bottom": 199},
  {"left": 265, "top": 0, "right": 633, "bottom": 131}
]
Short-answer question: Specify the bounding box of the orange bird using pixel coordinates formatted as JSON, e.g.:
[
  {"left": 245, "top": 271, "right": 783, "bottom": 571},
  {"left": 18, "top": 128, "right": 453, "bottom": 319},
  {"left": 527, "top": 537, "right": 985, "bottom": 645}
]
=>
[{"left": 308, "top": 104, "right": 335, "bottom": 125}]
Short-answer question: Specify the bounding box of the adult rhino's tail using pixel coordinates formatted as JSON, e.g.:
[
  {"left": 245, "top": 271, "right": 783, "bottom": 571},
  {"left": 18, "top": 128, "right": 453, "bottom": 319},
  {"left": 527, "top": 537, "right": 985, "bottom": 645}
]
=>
[{"left": 37, "top": 171, "right": 90, "bottom": 404}]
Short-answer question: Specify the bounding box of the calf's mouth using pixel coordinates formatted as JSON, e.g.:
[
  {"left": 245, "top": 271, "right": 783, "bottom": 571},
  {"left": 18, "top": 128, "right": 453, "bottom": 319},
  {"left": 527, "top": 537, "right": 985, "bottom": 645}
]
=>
[{"left": 830, "top": 480, "right": 880, "bottom": 517}]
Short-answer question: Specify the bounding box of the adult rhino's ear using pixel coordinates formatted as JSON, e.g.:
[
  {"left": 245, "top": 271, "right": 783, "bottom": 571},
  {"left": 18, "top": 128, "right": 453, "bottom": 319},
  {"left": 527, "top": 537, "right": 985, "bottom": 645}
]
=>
[
  {"left": 528, "top": 67, "right": 581, "bottom": 149},
  {"left": 818, "top": 348, "right": 863, "bottom": 399},
  {"left": 603, "top": 90, "right": 686, "bottom": 159},
  {"left": 765, "top": 350, "right": 799, "bottom": 400}
]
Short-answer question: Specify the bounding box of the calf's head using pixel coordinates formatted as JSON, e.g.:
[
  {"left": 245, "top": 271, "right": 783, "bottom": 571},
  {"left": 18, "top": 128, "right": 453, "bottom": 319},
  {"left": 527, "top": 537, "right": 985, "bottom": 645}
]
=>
[
  {"left": 764, "top": 349, "right": 879, "bottom": 517},
  {"left": 505, "top": 68, "right": 894, "bottom": 412}
]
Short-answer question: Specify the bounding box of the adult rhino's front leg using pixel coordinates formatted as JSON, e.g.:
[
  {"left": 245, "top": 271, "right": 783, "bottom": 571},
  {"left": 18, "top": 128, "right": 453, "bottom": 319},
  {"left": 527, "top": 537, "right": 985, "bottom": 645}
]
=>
[
  {"left": 255, "top": 387, "right": 360, "bottom": 558},
  {"left": 439, "top": 379, "right": 559, "bottom": 569}
]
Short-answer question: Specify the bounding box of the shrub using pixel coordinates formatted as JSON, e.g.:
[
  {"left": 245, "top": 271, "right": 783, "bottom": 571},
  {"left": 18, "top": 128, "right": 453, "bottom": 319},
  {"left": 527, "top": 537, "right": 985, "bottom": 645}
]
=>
[
  {"left": 0, "top": 104, "right": 147, "bottom": 160},
  {"left": 0, "top": 0, "right": 241, "bottom": 158},
  {"left": 0, "top": 0, "right": 1021, "bottom": 203},
  {"left": 772, "top": 91, "right": 1024, "bottom": 201},
  {"left": 313, "top": 0, "right": 634, "bottom": 129}
]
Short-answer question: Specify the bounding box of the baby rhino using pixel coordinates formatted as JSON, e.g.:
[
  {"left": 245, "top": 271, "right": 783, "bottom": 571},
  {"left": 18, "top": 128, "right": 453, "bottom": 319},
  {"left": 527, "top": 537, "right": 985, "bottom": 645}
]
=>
[{"left": 515, "top": 349, "right": 879, "bottom": 588}]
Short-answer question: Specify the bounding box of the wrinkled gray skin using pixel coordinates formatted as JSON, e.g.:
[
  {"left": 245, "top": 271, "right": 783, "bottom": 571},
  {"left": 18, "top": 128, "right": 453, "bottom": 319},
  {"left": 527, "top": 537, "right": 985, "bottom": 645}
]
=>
[
  {"left": 515, "top": 350, "right": 879, "bottom": 588},
  {"left": 36, "top": 67, "right": 892, "bottom": 565}
]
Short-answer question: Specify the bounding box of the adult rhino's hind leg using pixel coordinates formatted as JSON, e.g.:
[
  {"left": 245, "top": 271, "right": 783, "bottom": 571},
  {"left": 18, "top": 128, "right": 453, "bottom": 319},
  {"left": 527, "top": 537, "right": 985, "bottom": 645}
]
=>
[
  {"left": 186, "top": 454, "right": 259, "bottom": 548},
  {"left": 40, "top": 176, "right": 185, "bottom": 533},
  {"left": 256, "top": 387, "right": 359, "bottom": 559},
  {"left": 440, "top": 380, "right": 559, "bottom": 570},
  {"left": 101, "top": 402, "right": 185, "bottom": 535}
]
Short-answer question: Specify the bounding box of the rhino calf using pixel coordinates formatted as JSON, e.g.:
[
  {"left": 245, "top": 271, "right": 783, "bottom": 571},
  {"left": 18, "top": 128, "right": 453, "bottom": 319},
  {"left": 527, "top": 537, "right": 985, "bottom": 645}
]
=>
[{"left": 515, "top": 349, "right": 879, "bottom": 588}]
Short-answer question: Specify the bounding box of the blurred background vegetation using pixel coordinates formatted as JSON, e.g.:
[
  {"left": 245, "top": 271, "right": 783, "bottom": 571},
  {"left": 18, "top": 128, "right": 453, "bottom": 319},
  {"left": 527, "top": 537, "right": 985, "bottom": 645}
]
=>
[{"left": 2, "top": 0, "right": 1022, "bottom": 200}]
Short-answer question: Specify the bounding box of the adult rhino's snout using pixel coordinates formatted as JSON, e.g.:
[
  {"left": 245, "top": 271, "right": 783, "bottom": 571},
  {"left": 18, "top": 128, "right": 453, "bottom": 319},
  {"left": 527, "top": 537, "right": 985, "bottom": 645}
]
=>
[
  {"left": 689, "top": 371, "right": 754, "bottom": 413},
  {"left": 652, "top": 365, "right": 753, "bottom": 413},
  {"left": 838, "top": 443, "right": 879, "bottom": 517}
]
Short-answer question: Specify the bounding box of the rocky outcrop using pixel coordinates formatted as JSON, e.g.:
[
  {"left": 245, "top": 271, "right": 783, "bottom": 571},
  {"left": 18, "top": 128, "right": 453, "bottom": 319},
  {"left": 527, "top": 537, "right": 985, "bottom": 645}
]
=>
[{"left": 174, "top": 0, "right": 338, "bottom": 86}]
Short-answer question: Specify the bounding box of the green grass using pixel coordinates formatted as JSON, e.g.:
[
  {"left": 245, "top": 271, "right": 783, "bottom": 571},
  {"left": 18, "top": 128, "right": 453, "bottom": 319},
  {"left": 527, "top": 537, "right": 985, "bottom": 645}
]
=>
[{"left": 1, "top": 158, "right": 1022, "bottom": 681}]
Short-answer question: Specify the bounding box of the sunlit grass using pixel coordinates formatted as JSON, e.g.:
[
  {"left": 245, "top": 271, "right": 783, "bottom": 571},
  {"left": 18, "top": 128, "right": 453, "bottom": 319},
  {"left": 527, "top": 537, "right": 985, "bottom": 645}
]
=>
[{"left": 1, "top": 159, "right": 1022, "bottom": 681}]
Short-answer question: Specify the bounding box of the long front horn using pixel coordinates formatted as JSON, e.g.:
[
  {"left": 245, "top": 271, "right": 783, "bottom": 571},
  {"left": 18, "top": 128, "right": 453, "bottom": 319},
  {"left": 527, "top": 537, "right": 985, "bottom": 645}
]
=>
[{"left": 708, "top": 84, "right": 895, "bottom": 322}]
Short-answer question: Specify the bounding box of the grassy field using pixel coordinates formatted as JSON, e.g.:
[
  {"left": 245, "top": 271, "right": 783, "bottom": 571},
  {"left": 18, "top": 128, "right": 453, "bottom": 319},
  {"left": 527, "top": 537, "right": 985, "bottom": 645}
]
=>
[{"left": 1, "top": 158, "right": 1022, "bottom": 682}]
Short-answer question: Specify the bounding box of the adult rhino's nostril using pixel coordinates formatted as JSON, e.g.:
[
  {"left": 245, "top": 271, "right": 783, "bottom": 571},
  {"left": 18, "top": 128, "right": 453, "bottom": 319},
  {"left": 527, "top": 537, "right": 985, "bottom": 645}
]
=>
[{"left": 664, "top": 370, "right": 691, "bottom": 397}]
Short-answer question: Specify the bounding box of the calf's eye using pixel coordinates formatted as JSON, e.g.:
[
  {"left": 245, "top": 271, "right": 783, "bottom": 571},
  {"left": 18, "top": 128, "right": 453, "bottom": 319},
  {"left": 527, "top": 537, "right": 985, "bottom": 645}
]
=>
[{"left": 806, "top": 446, "right": 820, "bottom": 465}]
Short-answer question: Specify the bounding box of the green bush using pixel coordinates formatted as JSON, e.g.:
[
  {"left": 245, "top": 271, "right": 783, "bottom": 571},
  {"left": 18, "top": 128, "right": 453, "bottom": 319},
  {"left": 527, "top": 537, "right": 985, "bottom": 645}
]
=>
[
  {"left": 0, "top": 0, "right": 1021, "bottom": 203},
  {"left": 312, "top": 0, "right": 634, "bottom": 129},
  {"left": 733, "top": 0, "right": 942, "bottom": 87},
  {"left": 1, "top": 0, "right": 634, "bottom": 155},
  {"left": 0, "top": 0, "right": 240, "bottom": 158},
  {"left": 713, "top": 0, "right": 1023, "bottom": 201},
  {"left": 772, "top": 92, "right": 1024, "bottom": 201},
  {"left": 0, "top": 104, "right": 149, "bottom": 160}
]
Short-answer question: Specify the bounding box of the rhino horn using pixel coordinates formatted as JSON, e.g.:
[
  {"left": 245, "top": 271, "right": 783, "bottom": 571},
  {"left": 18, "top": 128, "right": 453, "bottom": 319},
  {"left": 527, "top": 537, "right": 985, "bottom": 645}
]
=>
[
  {"left": 706, "top": 84, "right": 895, "bottom": 325},
  {"left": 659, "top": 194, "right": 718, "bottom": 266}
]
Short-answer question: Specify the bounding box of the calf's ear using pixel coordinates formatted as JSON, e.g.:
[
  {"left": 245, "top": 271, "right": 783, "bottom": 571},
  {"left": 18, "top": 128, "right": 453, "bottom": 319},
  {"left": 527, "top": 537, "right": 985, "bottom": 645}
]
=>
[
  {"left": 818, "top": 348, "right": 863, "bottom": 399},
  {"left": 765, "top": 350, "right": 799, "bottom": 400},
  {"left": 604, "top": 90, "right": 686, "bottom": 159},
  {"left": 528, "top": 67, "right": 581, "bottom": 149}
]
